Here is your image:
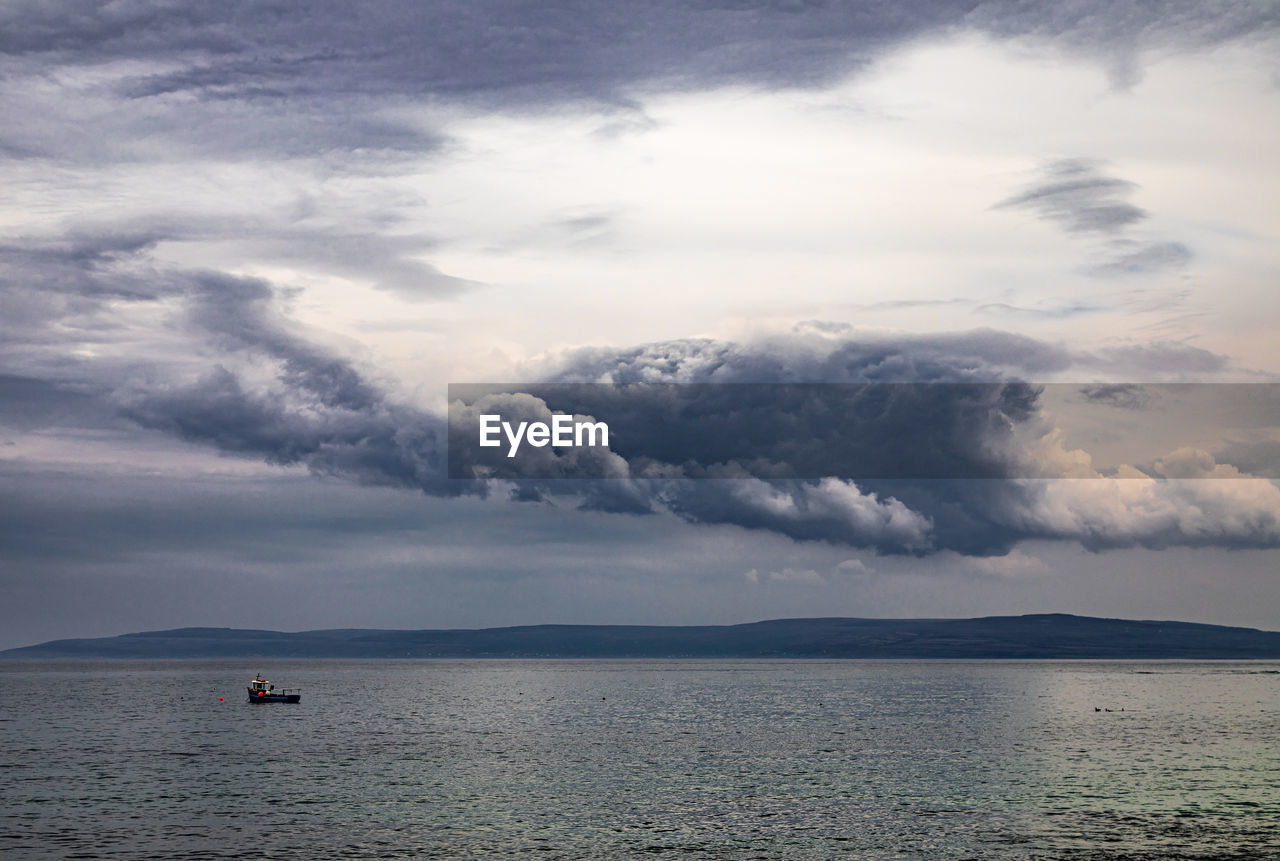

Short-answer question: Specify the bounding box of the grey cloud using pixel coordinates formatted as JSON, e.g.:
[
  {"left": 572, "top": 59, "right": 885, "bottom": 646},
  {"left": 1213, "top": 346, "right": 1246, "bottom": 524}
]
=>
[
  {"left": 113, "top": 268, "right": 457, "bottom": 493},
  {"left": 989, "top": 476, "right": 1280, "bottom": 551},
  {"left": 0, "top": 218, "right": 473, "bottom": 395},
  {"left": 512, "top": 336, "right": 1277, "bottom": 553},
  {"left": 275, "top": 236, "right": 478, "bottom": 301},
  {"left": 0, "top": 70, "right": 443, "bottom": 164},
  {"left": 0, "top": 2, "right": 958, "bottom": 100},
  {"left": 1078, "top": 383, "right": 1152, "bottom": 410},
  {"left": 0, "top": 464, "right": 564, "bottom": 649},
  {"left": 0, "top": 231, "right": 187, "bottom": 390},
  {"left": 976, "top": 301, "right": 1106, "bottom": 320},
  {"left": 840, "top": 299, "right": 972, "bottom": 314},
  {"left": 1216, "top": 440, "right": 1280, "bottom": 476},
  {"left": 2, "top": 226, "right": 1274, "bottom": 556},
  {"left": 1090, "top": 241, "right": 1192, "bottom": 276},
  {"left": 661, "top": 478, "right": 934, "bottom": 553},
  {"left": 995, "top": 160, "right": 1195, "bottom": 277},
  {"left": 556, "top": 213, "right": 615, "bottom": 235},
  {"left": 179, "top": 271, "right": 388, "bottom": 414},
  {"left": 452, "top": 382, "right": 1043, "bottom": 482},
  {"left": 3, "top": 2, "right": 1276, "bottom": 163},
  {"left": 73, "top": 213, "right": 477, "bottom": 301},
  {"left": 0, "top": 231, "right": 170, "bottom": 301},
  {"left": 0, "top": 228, "right": 460, "bottom": 495},
  {"left": 552, "top": 211, "right": 618, "bottom": 248},
  {"left": 491, "top": 209, "right": 622, "bottom": 255},
  {"left": 1078, "top": 342, "right": 1231, "bottom": 377},
  {"left": 174, "top": 221, "right": 481, "bottom": 300},
  {"left": 120, "top": 365, "right": 447, "bottom": 493},
  {"left": 535, "top": 327, "right": 1076, "bottom": 384},
  {"left": 7, "top": 1, "right": 1273, "bottom": 95},
  {"left": 995, "top": 159, "right": 1146, "bottom": 234},
  {"left": 0, "top": 373, "right": 120, "bottom": 431},
  {"left": 968, "top": 0, "right": 1280, "bottom": 88},
  {"left": 448, "top": 392, "right": 631, "bottom": 480}
]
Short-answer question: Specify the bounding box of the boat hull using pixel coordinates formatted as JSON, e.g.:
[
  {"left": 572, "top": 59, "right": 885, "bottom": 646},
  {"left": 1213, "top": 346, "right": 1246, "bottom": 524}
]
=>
[{"left": 247, "top": 693, "right": 301, "bottom": 703}]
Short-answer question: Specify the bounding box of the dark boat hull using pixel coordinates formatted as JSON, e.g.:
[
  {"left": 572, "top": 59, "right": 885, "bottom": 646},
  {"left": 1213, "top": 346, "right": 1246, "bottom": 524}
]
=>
[{"left": 247, "top": 693, "right": 301, "bottom": 703}]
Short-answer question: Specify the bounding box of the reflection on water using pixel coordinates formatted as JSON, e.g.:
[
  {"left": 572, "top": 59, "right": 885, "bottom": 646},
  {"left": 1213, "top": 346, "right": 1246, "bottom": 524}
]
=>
[{"left": 1, "top": 660, "right": 1277, "bottom": 859}]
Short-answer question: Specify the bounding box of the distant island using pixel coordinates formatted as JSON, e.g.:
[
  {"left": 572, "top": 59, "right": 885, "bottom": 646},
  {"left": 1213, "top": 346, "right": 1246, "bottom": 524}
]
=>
[{"left": 5, "top": 614, "right": 1280, "bottom": 659}]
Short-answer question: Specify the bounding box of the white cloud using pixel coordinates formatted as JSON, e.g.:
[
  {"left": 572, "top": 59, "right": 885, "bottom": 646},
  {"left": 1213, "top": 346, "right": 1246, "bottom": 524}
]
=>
[
  {"left": 767, "top": 567, "right": 825, "bottom": 584},
  {"left": 728, "top": 478, "right": 934, "bottom": 550},
  {"left": 961, "top": 550, "right": 1050, "bottom": 578},
  {"left": 999, "top": 476, "right": 1280, "bottom": 550},
  {"left": 835, "top": 558, "right": 875, "bottom": 577}
]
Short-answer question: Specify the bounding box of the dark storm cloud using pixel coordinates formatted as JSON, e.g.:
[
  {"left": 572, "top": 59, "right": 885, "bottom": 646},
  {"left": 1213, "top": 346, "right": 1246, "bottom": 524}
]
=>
[
  {"left": 118, "top": 271, "right": 458, "bottom": 494},
  {"left": 2, "top": 222, "right": 1275, "bottom": 556},
  {"left": 3, "top": 2, "right": 1276, "bottom": 163},
  {"left": 454, "top": 326, "right": 1074, "bottom": 492},
  {"left": 7, "top": 0, "right": 1273, "bottom": 94},
  {"left": 451, "top": 382, "right": 1042, "bottom": 481},
  {"left": 0, "top": 1, "right": 960, "bottom": 105},
  {"left": 484, "top": 335, "right": 1277, "bottom": 554},
  {"left": 536, "top": 327, "right": 1076, "bottom": 384},
  {"left": 0, "top": 227, "right": 461, "bottom": 494}
]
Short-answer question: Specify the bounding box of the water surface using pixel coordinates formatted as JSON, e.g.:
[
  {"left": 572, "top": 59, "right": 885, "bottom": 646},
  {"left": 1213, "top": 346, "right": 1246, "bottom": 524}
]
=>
[{"left": 2, "top": 660, "right": 1276, "bottom": 858}]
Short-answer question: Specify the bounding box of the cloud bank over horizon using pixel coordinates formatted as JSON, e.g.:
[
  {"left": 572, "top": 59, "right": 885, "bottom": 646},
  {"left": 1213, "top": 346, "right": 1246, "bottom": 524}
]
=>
[{"left": 4, "top": 228, "right": 1276, "bottom": 559}]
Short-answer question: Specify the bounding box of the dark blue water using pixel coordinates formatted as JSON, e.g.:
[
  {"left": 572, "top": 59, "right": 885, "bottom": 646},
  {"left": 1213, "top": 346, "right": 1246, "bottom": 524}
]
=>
[{"left": 2, "top": 660, "right": 1277, "bottom": 859}]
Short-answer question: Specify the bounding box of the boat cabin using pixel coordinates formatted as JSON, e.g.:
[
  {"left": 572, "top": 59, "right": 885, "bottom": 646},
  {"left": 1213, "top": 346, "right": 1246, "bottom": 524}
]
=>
[{"left": 246, "top": 673, "right": 300, "bottom": 702}]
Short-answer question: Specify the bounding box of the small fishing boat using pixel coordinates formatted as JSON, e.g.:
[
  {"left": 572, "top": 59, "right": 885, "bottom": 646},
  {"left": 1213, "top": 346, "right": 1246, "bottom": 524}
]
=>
[{"left": 247, "top": 673, "right": 301, "bottom": 703}]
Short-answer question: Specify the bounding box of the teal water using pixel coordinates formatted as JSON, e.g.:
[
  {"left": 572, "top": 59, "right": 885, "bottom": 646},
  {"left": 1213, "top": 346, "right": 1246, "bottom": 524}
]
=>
[{"left": 1, "top": 660, "right": 1277, "bottom": 859}]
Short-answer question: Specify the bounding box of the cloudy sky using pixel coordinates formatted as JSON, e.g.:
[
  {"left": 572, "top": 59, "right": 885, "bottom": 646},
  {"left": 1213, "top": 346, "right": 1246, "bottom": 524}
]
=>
[{"left": 2, "top": 0, "right": 1279, "bottom": 649}]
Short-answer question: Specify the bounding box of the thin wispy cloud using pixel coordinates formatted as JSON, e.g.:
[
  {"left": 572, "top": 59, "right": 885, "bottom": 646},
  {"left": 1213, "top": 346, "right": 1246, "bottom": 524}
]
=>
[
  {"left": 996, "top": 159, "right": 1148, "bottom": 235},
  {"left": 995, "top": 159, "right": 1192, "bottom": 277}
]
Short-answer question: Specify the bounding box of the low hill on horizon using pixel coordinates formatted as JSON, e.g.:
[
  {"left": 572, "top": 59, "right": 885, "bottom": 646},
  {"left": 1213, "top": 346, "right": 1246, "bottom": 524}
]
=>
[{"left": 5, "top": 614, "right": 1280, "bottom": 659}]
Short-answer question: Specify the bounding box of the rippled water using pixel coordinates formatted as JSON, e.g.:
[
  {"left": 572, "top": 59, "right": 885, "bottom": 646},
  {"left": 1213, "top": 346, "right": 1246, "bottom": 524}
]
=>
[{"left": 2, "top": 660, "right": 1277, "bottom": 859}]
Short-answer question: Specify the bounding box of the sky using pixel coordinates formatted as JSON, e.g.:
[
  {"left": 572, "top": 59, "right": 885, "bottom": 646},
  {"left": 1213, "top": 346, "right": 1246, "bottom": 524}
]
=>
[{"left": 1, "top": 0, "right": 1279, "bottom": 649}]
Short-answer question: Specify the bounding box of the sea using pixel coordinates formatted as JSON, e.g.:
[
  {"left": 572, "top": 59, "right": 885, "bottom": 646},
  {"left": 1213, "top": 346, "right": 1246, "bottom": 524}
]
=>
[{"left": 1, "top": 660, "right": 1277, "bottom": 859}]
